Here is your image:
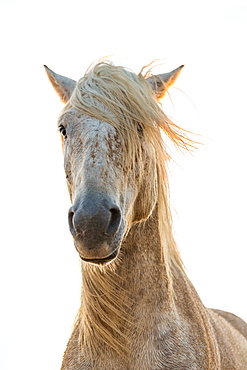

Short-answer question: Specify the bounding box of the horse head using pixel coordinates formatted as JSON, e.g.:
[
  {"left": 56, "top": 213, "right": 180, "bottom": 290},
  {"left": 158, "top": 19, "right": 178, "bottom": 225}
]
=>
[{"left": 45, "top": 62, "right": 183, "bottom": 265}]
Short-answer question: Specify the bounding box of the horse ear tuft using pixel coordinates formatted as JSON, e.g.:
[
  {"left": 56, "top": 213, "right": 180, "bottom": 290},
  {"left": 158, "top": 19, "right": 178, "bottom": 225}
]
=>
[
  {"left": 146, "top": 65, "right": 184, "bottom": 100},
  {"left": 44, "top": 65, "right": 76, "bottom": 103}
]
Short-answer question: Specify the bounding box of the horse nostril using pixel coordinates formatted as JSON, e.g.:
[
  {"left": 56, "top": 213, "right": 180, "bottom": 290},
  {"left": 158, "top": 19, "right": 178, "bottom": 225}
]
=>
[
  {"left": 105, "top": 207, "right": 121, "bottom": 236},
  {"left": 68, "top": 208, "right": 76, "bottom": 236}
]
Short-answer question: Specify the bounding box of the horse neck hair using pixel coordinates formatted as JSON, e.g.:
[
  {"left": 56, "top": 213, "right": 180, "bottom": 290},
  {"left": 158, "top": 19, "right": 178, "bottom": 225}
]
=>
[{"left": 77, "top": 259, "right": 133, "bottom": 359}]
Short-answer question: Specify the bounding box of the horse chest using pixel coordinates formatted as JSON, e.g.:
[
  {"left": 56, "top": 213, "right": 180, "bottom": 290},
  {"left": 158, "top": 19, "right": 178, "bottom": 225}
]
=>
[{"left": 62, "top": 325, "right": 209, "bottom": 370}]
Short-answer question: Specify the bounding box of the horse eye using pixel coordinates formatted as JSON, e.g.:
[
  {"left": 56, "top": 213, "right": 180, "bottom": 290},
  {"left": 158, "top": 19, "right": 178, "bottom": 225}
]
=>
[
  {"left": 137, "top": 124, "right": 143, "bottom": 136},
  {"left": 59, "top": 125, "right": 67, "bottom": 139}
]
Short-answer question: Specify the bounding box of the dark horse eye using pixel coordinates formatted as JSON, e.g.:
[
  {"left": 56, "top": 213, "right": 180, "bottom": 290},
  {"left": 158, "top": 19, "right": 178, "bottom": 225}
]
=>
[
  {"left": 137, "top": 123, "right": 143, "bottom": 136},
  {"left": 59, "top": 125, "right": 67, "bottom": 139}
]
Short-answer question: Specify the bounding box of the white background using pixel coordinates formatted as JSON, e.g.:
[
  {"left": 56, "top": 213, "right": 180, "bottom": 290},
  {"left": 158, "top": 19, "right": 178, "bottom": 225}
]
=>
[{"left": 0, "top": 0, "right": 247, "bottom": 368}]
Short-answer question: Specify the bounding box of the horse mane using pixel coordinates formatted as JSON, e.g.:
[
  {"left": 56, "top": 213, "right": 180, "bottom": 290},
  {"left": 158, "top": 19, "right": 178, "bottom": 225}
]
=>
[{"left": 63, "top": 61, "right": 196, "bottom": 358}]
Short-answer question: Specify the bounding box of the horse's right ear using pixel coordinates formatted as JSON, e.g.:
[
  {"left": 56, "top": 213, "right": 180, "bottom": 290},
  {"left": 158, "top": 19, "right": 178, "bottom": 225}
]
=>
[
  {"left": 146, "top": 65, "right": 184, "bottom": 100},
  {"left": 44, "top": 65, "right": 76, "bottom": 103}
]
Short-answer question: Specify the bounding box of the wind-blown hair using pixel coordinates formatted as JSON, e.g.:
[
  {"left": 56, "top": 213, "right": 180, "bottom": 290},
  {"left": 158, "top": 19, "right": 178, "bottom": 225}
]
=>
[
  {"left": 63, "top": 61, "right": 195, "bottom": 357},
  {"left": 67, "top": 61, "right": 193, "bottom": 155}
]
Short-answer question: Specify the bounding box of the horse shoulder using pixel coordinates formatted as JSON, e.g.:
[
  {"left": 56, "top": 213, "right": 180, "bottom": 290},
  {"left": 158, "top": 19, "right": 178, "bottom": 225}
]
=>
[
  {"left": 207, "top": 308, "right": 247, "bottom": 369},
  {"left": 210, "top": 308, "right": 247, "bottom": 340}
]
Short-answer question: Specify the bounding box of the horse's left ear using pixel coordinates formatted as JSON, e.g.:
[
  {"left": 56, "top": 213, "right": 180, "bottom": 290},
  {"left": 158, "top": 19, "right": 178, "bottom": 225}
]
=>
[
  {"left": 44, "top": 65, "right": 76, "bottom": 103},
  {"left": 146, "top": 65, "right": 184, "bottom": 99}
]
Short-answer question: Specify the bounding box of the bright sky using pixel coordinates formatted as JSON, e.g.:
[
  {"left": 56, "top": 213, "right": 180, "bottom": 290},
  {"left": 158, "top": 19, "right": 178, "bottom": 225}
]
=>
[{"left": 1, "top": 0, "right": 247, "bottom": 369}]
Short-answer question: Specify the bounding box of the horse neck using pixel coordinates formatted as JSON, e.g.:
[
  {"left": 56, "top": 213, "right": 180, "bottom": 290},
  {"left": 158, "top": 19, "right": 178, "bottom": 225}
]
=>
[
  {"left": 78, "top": 207, "right": 220, "bottom": 367},
  {"left": 120, "top": 209, "right": 174, "bottom": 310},
  {"left": 78, "top": 207, "right": 178, "bottom": 354}
]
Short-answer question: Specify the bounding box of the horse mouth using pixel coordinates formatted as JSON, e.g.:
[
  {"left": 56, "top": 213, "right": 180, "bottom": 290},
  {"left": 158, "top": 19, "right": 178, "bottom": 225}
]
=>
[{"left": 79, "top": 248, "right": 119, "bottom": 265}]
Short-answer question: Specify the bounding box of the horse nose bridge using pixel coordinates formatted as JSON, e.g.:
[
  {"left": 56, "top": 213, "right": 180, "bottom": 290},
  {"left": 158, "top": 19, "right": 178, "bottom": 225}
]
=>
[{"left": 68, "top": 193, "right": 121, "bottom": 237}]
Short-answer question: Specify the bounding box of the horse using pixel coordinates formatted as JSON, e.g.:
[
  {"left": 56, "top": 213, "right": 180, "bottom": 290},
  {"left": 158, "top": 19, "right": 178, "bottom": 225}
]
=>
[{"left": 45, "top": 61, "right": 247, "bottom": 369}]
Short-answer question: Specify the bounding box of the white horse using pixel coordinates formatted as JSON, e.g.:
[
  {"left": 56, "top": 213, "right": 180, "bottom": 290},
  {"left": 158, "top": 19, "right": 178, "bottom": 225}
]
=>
[{"left": 45, "top": 61, "right": 247, "bottom": 369}]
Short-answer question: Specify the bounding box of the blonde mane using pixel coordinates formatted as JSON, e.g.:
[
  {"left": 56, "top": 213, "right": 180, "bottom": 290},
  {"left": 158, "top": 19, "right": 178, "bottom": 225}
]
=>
[{"left": 64, "top": 62, "right": 194, "bottom": 358}]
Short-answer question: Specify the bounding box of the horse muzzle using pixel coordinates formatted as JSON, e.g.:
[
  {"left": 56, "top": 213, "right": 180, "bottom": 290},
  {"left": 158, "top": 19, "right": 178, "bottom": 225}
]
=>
[{"left": 68, "top": 193, "right": 123, "bottom": 264}]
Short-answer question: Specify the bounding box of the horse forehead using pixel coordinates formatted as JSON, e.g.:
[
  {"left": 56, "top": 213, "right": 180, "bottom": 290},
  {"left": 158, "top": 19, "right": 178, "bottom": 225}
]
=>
[
  {"left": 82, "top": 118, "right": 118, "bottom": 147},
  {"left": 60, "top": 109, "right": 120, "bottom": 157},
  {"left": 69, "top": 115, "right": 120, "bottom": 159},
  {"left": 60, "top": 109, "right": 117, "bottom": 139}
]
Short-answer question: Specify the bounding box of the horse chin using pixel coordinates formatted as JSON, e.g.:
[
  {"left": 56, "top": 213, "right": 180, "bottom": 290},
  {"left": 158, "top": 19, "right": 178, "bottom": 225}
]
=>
[{"left": 79, "top": 247, "right": 119, "bottom": 265}]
